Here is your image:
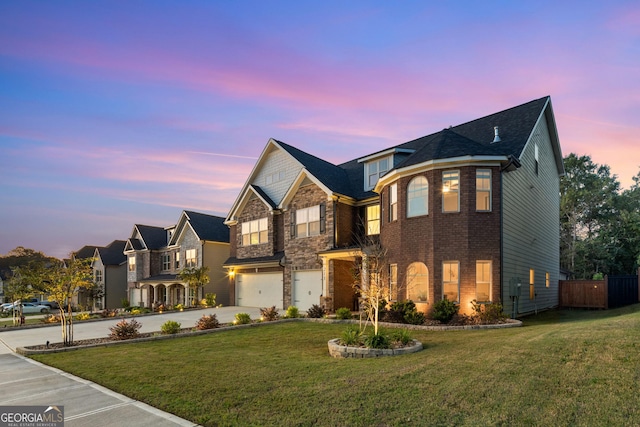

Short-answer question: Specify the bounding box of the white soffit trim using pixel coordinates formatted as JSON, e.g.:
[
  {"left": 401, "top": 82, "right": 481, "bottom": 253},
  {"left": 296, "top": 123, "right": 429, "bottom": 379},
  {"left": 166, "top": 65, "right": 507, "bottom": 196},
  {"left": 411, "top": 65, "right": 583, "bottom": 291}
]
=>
[{"left": 374, "top": 155, "right": 507, "bottom": 192}]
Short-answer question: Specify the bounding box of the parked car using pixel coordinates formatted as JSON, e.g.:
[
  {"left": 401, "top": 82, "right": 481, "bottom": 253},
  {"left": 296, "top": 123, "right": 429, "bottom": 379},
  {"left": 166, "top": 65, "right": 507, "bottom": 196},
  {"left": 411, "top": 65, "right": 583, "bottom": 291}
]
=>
[{"left": 2, "top": 302, "right": 50, "bottom": 314}]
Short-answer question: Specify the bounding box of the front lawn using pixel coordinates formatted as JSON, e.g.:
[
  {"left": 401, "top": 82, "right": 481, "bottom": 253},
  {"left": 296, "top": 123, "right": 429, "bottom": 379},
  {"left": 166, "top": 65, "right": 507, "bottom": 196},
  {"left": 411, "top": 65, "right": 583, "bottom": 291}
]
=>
[{"left": 31, "top": 305, "right": 640, "bottom": 426}]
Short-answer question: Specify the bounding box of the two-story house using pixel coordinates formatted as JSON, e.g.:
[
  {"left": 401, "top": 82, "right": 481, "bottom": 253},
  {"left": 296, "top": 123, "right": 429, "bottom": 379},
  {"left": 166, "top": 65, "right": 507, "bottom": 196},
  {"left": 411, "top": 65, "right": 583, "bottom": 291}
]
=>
[
  {"left": 91, "top": 240, "right": 127, "bottom": 309},
  {"left": 224, "top": 96, "right": 563, "bottom": 316},
  {"left": 125, "top": 211, "right": 230, "bottom": 308}
]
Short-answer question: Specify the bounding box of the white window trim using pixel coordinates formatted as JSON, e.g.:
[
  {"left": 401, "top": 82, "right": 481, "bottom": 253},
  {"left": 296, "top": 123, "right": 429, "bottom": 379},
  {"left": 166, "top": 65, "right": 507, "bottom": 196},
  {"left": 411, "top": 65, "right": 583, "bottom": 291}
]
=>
[
  {"left": 442, "top": 171, "right": 460, "bottom": 213},
  {"left": 389, "top": 183, "right": 398, "bottom": 222},
  {"left": 366, "top": 204, "right": 380, "bottom": 235},
  {"left": 242, "top": 218, "right": 268, "bottom": 246},
  {"left": 475, "top": 261, "right": 492, "bottom": 302},
  {"left": 296, "top": 205, "right": 321, "bottom": 238},
  {"left": 476, "top": 169, "right": 492, "bottom": 212},
  {"left": 186, "top": 249, "right": 197, "bottom": 268},
  {"left": 128, "top": 256, "right": 136, "bottom": 272},
  {"left": 443, "top": 261, "right": 460, "bottom": 303},
  {"left": 364, "top": 156, "right": 392, "bottom": 191},
  {"left": 407, "top": 176, "right": 429, "bottom": 218}
]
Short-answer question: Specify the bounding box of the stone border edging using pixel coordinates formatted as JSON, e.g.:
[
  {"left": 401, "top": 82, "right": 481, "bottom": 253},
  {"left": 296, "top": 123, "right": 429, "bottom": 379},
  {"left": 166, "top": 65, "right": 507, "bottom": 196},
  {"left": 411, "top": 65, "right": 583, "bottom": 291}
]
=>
[
  {"left": 328, "top": 338, "right": 423, "bottom": 358},
  {"left": 16, "top": 317, "right": 521, "bottom": 355}
]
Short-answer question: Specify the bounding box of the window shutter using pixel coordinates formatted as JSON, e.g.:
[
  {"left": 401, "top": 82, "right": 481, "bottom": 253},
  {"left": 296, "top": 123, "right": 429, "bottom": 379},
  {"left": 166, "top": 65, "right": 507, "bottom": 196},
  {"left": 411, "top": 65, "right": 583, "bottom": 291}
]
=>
[
  {"left": 290, "top": 211, "right": 296, "bottom": 238},
  {"left": 320, "top": 203, "right": 326, "bottom": 233}
]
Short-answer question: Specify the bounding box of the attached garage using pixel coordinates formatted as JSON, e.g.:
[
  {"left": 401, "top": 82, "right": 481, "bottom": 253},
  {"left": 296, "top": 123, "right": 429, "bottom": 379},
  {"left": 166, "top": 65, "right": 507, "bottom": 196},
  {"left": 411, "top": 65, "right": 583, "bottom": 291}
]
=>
[
  {"left": 236, "top": 272, "right": 283, "bottom": 308},
  {"left": 292, "top": 270, "right": 323, "bottom": 311}
]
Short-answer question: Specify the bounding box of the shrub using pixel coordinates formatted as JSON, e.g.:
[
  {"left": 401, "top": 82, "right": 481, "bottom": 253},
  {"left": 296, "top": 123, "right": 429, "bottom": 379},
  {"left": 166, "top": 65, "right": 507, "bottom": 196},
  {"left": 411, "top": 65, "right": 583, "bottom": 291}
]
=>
[
  {"left": 76, "top": 312, "right": 91, "bottom": 321},
  {"left": 335, "top": 307, "right": 352, "bottom": 320},
  {"left": 175, "top": 303, "right": 184, "bottom": 311},
  {"left": 364, "top": 332, "right": 390, "bottom": 349},
  {"left": 234, "top": 312, "right": 251, "bottom": 325},
  {"left": 306, "top": 304, "right": 326, "bottom": 318},
  {"left": 260, "top": 306, "right": 280, "bottom": 321},
  {"left": 130, "top": 308, "right": 141, "bottom": 315},
  {"left": 340, "top": 325, "right": 362, "bottom": 346},
  {"left": 403, "top": 310, "right": 426, "bottom": 325},
  {"left": 470, "top": 300, "right": 508, "bottom": 324},
  {"left": 161, "top": 320, "right": 181, "bottom": 334},
  {"left": 391, "top": 328, "right": 413, "bottom": 345},
  {"left": 121, "top": 298, "right": 130, "bottom": 308},
  {"left": 109, "top": 319, "right": 142, "bottom": 340},
  {"left": 195, "top": 314, "right": 220, "bottom": 330},
  {"left": 205, "top": 293, "right": 217, "bottom": 307},
  {"left": 432, "top": 297, "right": 459, "bottom": 323},
  {"left": 100, "top": 309, "right": 118, "bottom": 318},
  {"left": 42, "top": 314, "right": 61, "bottom": 324},
  {"left": 285, "top": 306, "right": 300, "bottom": 319}
]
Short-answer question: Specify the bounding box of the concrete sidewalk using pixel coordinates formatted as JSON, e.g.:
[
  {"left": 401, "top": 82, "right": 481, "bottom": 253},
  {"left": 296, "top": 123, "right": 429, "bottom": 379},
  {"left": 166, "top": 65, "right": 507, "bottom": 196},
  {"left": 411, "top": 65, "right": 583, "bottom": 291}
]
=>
[{"left": 0, "top": 306, "right": 263, "bottom": 426}]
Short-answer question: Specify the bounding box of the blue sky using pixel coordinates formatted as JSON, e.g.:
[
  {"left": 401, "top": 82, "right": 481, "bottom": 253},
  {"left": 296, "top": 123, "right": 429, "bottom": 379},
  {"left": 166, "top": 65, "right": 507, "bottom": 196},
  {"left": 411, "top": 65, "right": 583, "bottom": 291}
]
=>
[{"left": 1, "top": 1, "right": 638, "bottom": 258}]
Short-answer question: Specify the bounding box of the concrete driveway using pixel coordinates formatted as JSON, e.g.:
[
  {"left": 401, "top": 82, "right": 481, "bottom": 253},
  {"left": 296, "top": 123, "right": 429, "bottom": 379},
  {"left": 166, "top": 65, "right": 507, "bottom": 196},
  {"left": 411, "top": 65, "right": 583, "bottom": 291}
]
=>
[{"left": 0, "top": 306, "right": 263, "bottom": 426}]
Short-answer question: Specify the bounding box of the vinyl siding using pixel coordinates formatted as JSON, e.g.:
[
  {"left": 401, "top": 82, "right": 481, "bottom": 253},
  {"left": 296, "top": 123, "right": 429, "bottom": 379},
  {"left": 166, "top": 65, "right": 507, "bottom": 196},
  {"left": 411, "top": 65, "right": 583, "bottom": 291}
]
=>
[
  {"left": 502, "top": 114, "right": 560, "bottom": 315},
  {"left": 252, "top": 149, "right": 302, "bottom": 205}
]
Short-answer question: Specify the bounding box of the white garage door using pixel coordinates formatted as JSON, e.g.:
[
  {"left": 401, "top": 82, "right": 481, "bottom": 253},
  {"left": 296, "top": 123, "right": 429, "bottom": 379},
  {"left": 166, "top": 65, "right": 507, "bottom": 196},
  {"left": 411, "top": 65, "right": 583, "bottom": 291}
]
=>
[
  {"left": 236, "top": 273, "right": 283, "bottom": 308},
  {"left": 293, "top": 270, "right": 323, "bottom": 311}
]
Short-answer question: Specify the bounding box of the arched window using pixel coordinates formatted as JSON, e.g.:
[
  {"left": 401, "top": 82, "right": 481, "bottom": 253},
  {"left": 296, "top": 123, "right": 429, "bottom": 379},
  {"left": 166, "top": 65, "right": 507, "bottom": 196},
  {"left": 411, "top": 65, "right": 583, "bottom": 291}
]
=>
[
  {"left": 406, "top": 262, "right": 429, "bottom": 302},
  {"left": 407, "top": 176, "right": 428, "bottom": 217}
]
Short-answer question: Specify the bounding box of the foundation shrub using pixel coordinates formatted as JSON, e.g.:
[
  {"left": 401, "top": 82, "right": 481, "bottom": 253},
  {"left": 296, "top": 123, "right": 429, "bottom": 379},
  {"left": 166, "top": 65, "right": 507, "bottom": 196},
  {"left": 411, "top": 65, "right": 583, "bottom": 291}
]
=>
[
  {"left": 432, "top": 297, "right": 459, "bottom": 323},
  {"left": 285, "top": 306, "right": 300, "bottom": 319},
  {"left": 234, "top": 312, "right": 251, "bottom": 325}
]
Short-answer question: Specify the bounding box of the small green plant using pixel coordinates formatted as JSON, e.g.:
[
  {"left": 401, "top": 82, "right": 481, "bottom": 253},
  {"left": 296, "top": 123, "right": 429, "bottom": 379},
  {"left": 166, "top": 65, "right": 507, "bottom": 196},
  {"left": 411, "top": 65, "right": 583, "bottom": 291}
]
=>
[
  {"left": 364, "top": 332, "right": 390, "bottom": 349},
  {"left": 391, "top": 328, "right": 413, "bottom": 345},
  {"left": 121, "top": 298, "right": 130, "bottom": 308},
  {"left": 306, "top": 304, "right": 326, "bottom": 318},
  {"left": 340, "top": 325, "right": 362, "bottom": 346},
  {"left": 335, "top": 307, "right": 352, "bottom": 320},
  {"left": 432, "top": 297, "right": 459, "bottom": 323},
  {"left": 404, "top": 310, "right": 426, "bottom": 325},
  {"left": 175, "top": 303, "right": 184, "bottom": 311},
  {"left": 161, "top": 320, "right": 181, "bottom": 334},
  {"left": 130, "top": 308, "right": 141, "bottom": 315},
  {"left": 76, "top": 312, "right": 91, "bottom": 321},
  {"left": 260, "top": 306, "right": 280, "bottom": 321},
  {"left": 234, "top": 312, "right": 251, "bottom": 325},
  {"left": 470, "top": 300, "right": 507, "bottom": 324},
  {"left": 195, "top": 314, "right": 220, "bottom": 330},
  {"left": 205, "top": 293, "right": 217, "bottom": 307},
  {"left": 285, "top": 306, "right": 299, "bottom": 319},
  {"left": 592, "top": 272, "right": 604, "bottom": 280},
  {"left": 109, "top": 319, "right": 142, "bottom": 340}
]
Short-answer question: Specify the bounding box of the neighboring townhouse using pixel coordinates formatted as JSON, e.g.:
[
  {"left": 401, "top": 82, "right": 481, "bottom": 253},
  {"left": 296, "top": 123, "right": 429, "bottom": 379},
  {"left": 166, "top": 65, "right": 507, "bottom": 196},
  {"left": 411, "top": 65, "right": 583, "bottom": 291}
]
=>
[
  {"left": 224, "top": 96, "right": 563, "bottom": 316},
  {"left": 125, "top": 212, "right": 230, "bottom": 308},
  {"left": 71, "top": 245, "right": 100, "bottom": 309},
  {"left": 92, "top": 240, "right": 127, "bottom": 309}
]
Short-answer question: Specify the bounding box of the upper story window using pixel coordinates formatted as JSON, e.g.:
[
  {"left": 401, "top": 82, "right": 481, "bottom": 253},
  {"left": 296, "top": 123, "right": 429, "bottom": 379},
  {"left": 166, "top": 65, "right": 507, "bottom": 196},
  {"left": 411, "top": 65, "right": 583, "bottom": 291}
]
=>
[
  {"left": 366, "top": 205, "right": 380, "bottom": 235},
  {"left": 295, "top": 205, "right": 320, "bottom": 238},
  {"left": 476, "top": 169, "right": 492, "bottom": 212},
  {"left": 186, "top": 249, "right": 197, "bottom": 268},
  {"left": 442, "top": 171, "right": 460, "bottom": 213},
  {"left": 242, "top": 218, "right": 268, "bottom": 246},
  {"left": 365, "top": 156, "right": 391, "bottom": 190},
  {"left": 534, "top": 143, "right": 539, "bottom": 175},
  {"left": 95, "top": 269, "right": 103, "bottom": 284},
  {"left": 407, "top": 176, "right": 428, "bottom": 217},
  {"left": 389, "top": 184, "right": 398, "bottom": 222},
  {"left": 175, "top": 252, "right": 180, "bottom": 270},
  {"left": 161, "top": 253, "right": 171, "bottom": 271},
  {"left": 128, "top": 256, "right": 136, "bottom": 272}
]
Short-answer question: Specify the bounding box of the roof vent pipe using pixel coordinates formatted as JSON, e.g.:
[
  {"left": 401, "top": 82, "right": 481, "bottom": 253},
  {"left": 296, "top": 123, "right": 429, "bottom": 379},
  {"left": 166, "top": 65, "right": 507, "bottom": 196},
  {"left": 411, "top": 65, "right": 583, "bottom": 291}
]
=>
[{"left": 492, "top": 126, "right": 501, "bottom": 143}]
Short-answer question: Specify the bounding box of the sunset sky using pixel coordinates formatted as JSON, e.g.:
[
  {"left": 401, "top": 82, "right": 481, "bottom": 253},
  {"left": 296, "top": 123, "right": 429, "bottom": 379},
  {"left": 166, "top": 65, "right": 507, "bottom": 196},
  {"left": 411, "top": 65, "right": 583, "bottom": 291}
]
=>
[{"left": 1, "top": 1, "right": 639, "bottom": 259}]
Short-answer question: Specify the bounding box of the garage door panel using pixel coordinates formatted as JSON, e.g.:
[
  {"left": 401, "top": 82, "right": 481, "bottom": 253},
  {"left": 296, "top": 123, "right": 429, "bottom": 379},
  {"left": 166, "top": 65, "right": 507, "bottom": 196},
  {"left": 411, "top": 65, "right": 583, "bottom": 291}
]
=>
[
  {"left": 293, "top": 270, "right": 322, "bottom": 311},
  {"left": 236, "top": 273, "right": 283, "bottom": 308}
]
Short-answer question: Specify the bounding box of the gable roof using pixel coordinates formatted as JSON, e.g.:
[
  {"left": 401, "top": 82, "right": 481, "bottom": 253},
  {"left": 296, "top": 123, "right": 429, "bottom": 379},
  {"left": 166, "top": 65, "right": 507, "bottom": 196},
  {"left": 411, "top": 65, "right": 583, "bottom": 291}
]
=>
[
  {"left": 228, "top": 96, "right": 563, "bottom": 213},
  {"left": 183, "top": 211, "right": 229, "bottom": 243},
  {"left": 124, "top": 224, "right": 168, "bottom": 252},
  {"left": 95, "top": 240, "right": 127, "bottom": 266},
  {"left": 74, "top": 245, "right": 100, "bottom": 260}
]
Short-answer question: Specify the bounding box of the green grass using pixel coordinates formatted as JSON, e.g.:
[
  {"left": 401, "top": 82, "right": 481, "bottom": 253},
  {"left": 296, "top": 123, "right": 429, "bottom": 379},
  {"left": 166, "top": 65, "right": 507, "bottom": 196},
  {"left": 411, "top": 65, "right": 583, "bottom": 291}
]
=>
[{"left": 31, "top": 305, "right": 640, "bottom": 426}]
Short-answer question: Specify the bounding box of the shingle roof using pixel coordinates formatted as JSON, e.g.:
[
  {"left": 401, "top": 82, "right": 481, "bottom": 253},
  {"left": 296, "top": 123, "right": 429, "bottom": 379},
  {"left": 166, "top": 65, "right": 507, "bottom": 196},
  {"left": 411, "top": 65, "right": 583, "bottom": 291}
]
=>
[
  {"left": 223, "top": 251, "right": 285, "bottom": 267},
  {"left": 250, "top": 185, "right": 277, "bottom": 209},
  {"left": 135, "top": 224, "right": 168, "bottom": 250},
  {"left": 184, "top": 211, "right": 229, "bottom": 243},
  {"left": 275, "top": 139, "right": 358, "bottom": 198},
  {"left": 96, "top": 240, "right": 126, "bottom": 266},
  {"left": 74, "top": 245, "right": 100, "bottom": 260}
]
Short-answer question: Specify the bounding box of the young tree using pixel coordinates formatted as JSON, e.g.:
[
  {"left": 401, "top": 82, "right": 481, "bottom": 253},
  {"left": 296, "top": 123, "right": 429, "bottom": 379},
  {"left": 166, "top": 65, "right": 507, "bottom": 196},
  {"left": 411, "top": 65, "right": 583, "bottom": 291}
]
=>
[
  {"left": 4, "top": 266, "right": 35, "bottom": 325},
  {"left": 178, "top": 266, "right": 210, "bottom": 307},
  {"left": 32, "top": 257, "right": 95, "bottom": 346}
]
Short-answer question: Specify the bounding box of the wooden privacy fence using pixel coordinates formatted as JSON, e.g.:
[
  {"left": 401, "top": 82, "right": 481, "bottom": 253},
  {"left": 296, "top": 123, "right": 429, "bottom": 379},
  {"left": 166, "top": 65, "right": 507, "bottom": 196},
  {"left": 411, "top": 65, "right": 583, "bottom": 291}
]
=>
[{"left": 560, "top": 269, "right": 640, "bottom": 309}]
